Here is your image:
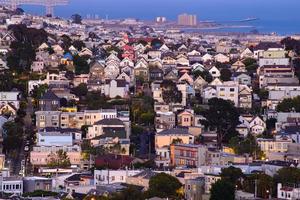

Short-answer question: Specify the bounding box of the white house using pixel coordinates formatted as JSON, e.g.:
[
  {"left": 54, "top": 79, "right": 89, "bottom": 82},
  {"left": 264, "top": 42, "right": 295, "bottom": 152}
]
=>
[
  {"left": 239, "top": 115, "right": 266, "bottom": 136},
  {"left": 94, "top": 170, "right": 141, "bottom": 185},
  {"left": 214, "top": 53, "right": 230, "bottom": 63},
  {"left": 208, "top": 66, "right": 221, "bottom": 78},
  {"left": 103, "top": 79, "right": 129, "bottom": 98}
]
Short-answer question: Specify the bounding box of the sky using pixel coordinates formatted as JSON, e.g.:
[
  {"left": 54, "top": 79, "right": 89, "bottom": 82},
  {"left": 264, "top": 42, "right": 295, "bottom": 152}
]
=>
[
  {"left": 22, "top": 0, "right": 300, "bottom": 21},
  {"left": 20, "top": 0, "right": 300, "bottom": 34}
]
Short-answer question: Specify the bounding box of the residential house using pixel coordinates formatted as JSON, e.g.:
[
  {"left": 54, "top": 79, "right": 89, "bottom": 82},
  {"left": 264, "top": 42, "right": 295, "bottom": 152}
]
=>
[
  {"left": 103, "top": 79, "right": 129, "bottom": 98},
  {"left": 39, "top": 90, "right": 60, "bottom": 111},
  {"left": 155, "top": 128, "right": 194, "bottom": 148},
  {"left": 155, "top": 111, "right": 176, "bottom": 132}
]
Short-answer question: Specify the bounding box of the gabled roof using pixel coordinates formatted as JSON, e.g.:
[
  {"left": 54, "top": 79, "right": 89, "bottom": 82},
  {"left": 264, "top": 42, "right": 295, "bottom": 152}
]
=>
[
  {"left": 94, "top": 118, "right": 124, "bottom": 126},
  {"left": 40, "top": 90, "right": 60, "bottom": 101},
  {"left": 253, "top": 42, "right": 283, "bottom": 51},
  {"left": 157, "top": 127, "right": 190, "bottom": 135}
]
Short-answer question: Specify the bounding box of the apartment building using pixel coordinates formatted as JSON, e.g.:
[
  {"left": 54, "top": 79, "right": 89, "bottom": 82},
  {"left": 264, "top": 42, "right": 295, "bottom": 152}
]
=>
[
  {"left": 178, "top": 13, "right": 197, "bottom": 26},
  {"left": 36, "top": 109, "right": 118, "bottom": 129},
  {"left": 170, "top": 144, "right": 221, "bottom": 167},
  {"left": 257, "top": 138, "right": 292, "bottom": 158}
]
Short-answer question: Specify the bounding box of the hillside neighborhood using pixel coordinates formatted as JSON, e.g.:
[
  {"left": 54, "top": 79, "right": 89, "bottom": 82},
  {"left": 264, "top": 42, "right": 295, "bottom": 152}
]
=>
[{"left": 1, "top": 6, "right": 300, "bottom": 200}]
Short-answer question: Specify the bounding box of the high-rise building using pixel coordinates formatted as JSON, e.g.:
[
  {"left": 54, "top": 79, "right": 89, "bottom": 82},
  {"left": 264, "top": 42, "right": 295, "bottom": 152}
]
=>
[
  {"left": 178, "top": 13, "right": 197, "bottom": 26},
  {"left": 156, "top": 16, "right": 167, "bottom": 23}
]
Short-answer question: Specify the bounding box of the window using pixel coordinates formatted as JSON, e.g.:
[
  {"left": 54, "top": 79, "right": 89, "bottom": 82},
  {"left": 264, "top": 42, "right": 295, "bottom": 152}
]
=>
[
  {"left": 230, "top": 88, "right": 235, "bottom": 92},
  {"left": 187, "top": 185, "right": 191, "bottom": 190}
]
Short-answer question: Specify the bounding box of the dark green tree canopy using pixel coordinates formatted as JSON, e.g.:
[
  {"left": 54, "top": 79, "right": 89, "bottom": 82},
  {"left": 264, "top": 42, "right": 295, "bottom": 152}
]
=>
[
  {"left": 148, "top": 173, "right": 182, "bottom": 198},
  {"left": 201, "top": 98, "right": 240, "bottom": 147},
  {"left": 220, "top": 68, "right": 232, "bottom": 81},
  {"left": 161, "top": 80, "right": 182, "bottom": 104},
  {"left": 277, "top": 96, "right": 300, "bottom": 112},
  {"left": 220, "top": 166, "right": 244, "bottom": 185},
  {"left": 210, "top": 179, "right": 235, "bottom": 200}
]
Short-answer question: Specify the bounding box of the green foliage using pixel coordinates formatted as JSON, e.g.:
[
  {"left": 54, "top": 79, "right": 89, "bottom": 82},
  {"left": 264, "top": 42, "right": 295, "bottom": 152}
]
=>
[
  {"left": 47, "top": 150, "right": 71, "bottom": 168},
  {"left": 243, "top": 173, "right": 273, "bottom": 198},
  {"left": 220, "top": 68, "right": 232, "bottom": 81},
  {"left": 161, "top": 80, "right": 182, "bottom": 104},
  {"left": 131, "top": 96, "right": 155, "bottom": 125},
  {"left": 201, "top": 98, "right": 240, "bottom": 147},
  {"left": 242, "top": 58, "right": 258, "bottom": 74},
  {"left": 229, "top": 135, "right": 264, "bottom": 158},
  {"left": 257, "top": 89, "right": 269, "bottom": 100},
  {"left": 133, "top": 160, "right": 155, "bottom": 169},
  {"left": 23, "top": 190, "right": 58, "bottom": 197},
  {"left": 281, "top": 37, "right": 300, "bottom": 54},
  {"left": 266, "top": 118, "right": 277, "bottom": 132},
  {"left": 84, "top": 91, "right": 110, "bottom": 109},
  {"left": 74, "top": 54, "right": 89, "bottom": 75},
  {"left": 140, "top": 112, "right": 155, "bottom": 125},
  {"left": 220, "top": 166, "right": 243, "bottom": 185},
  {"left": 192, "top": 70, "right": 213, "bottom": 83},
  {"left": 171, "top": 138, "right": 183, "bottom": 144},
  {"left": 61, "top": 34, "right": 72, "bottom": 50},
  {"left": 273, "top": 167, "right": 300, "bottom": 189},
  {"left": 7, "top": 24, "right": 48, "bottom": 72},
  {"left": 72, "top": 83, "right": 88, "bottom": 97},
  {"left": 210, "top": 179, "right": 235, "bottom": 200},
  {"left": 148, "top": 173, "right": 182, "bottom": 198},
  {"left": 110, "top": 185, "right": 144, "bottom": 200},
  {"left": 277, "top": 96, "right": 300, "bottom": 112},
  {"left": 0, "top": 72, "right": 14, "bottom": 91},
  {"left": 2, "top": 121, "right": 23, "bottom": 155},
  {"left": 72, "top": 40, "right": 86, "bottom": 51},
  {"left": 31, "top": 84, "right": 48, "bottom": 99}
]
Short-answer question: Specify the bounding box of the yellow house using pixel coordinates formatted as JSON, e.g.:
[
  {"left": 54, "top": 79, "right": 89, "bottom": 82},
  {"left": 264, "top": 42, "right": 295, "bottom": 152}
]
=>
[
  {"left": 262, "top": 48, "right": 286, "bottom": 58},
  {"left": 178, "top": 110, "right": 194, "bottom": 127},
  {"left": 155, "top": 128, "right": 194, "bottom": 148}
]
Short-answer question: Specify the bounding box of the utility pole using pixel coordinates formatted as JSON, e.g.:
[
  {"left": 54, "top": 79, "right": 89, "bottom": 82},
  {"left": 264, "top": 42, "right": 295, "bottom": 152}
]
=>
[{"left": 254, "top": 179, "right": 257, "bottom": 198}]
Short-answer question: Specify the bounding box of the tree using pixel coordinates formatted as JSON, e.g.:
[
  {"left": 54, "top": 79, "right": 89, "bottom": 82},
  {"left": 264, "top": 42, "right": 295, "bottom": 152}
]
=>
[
  {"left": 140, "top": 111, "right": 155, "bottom": 125},
  {"left": 243, "top": 173, "right": 273, "bottom": 198},
  {"left": 31, "top": 84, "right": 48, "bottom": 99},
  {"left": 257, "top": 89, "right": 269, "bottom": 100},
  {"left": 161, "top": 80, "right": 182, "bottom": 104},
  {"left": 61, "top": 34, "right": 72, "bottom": 50},
  {"left": 277, "top": 96, "right": 300, "bottom": 112},
  {"left": 72, "top": 83, "right": 88, "bottom": 97},
  {"left": 281, "top": 37, "right": 300, "bottom": 54},
  {"left": 74, "top": 55, "right": 89, "bottom": 75},
  {"left": 192, "top": 70, "right": 213, "bottom": 83},
  {"left": 47, "top": 150, "right": 71, "bottom": 168},
  {"left": 243, "top": 58, "right": 258, "bottom": 74},
  {"left": 229, "top": 135, "right": 264, "bottom": 159},
  {"left": 2, "top": 121, "right": 23, "bottom": 155},
  {"left": 171, "top": 138, "right": 183, "bottom": 144},
  {"left": 148, "top": 173, "right": 182, "bottom": 198},
  {"left": 110, "top": 186, "right": 144, "bottom": 200},
  {"left": 220, "top": 68, "right": 232, "bottom": 81},
  {"left": 273, "top": 167, "right": 300, "bottom": 190},
  {"left": 220, "top": 166, "right": 243, "bottom": 186},
  {"left": 72, "top": 40, "right": 86, "bottom": 51},
  {"left": 7, "top": 24, "right": 48, "bottom": 73},
  {"left": 210, "top": 179, "right": 235, "bottom": 200},
  {"left": 71, "top": 14, "right": 82, "bottom": 24},
  {"left": 201, "top": 98, "right": 240, "bottom": 147},
  {"left": 266, "top": 118, "right": 277, "bottom": 132},
  {"left": 0, "top": 72, "right": 14, "bottom": 91}
]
